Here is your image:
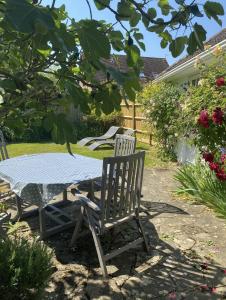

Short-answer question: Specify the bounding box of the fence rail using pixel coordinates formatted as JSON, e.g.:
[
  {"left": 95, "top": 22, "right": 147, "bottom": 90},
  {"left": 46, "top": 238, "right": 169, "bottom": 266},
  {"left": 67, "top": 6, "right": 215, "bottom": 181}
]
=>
[{"left": 120, "top": 101, "right": 152, "bottom": 145}]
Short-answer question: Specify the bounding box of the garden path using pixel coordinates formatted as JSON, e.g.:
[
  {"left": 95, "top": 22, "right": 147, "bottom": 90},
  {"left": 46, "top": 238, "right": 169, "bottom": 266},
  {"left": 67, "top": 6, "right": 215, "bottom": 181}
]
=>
[{"left": 6, "top": 168, "right": 226, "bottom": 299}]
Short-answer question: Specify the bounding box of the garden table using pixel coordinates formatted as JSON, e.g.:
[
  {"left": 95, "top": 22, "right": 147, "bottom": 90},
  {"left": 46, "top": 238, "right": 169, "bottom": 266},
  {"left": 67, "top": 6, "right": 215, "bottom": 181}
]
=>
[{"left": 0, "top": 153, "right": 102, "bottom": 239}]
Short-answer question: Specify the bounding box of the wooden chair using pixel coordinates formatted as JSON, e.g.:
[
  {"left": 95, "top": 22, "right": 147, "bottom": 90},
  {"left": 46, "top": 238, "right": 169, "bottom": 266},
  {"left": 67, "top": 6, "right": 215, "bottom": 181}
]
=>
[
  {"left": 0, "top": 130, "right": 14, "bottom": 221},
  {"left": 114, "top": 134, "right": 136, "bottom": 157},
  {"left": 70, "top": 151, "right": 149, "bottom": 278},
  {"left": 0, "top": 130, "right": 9, "bottom": 161}
]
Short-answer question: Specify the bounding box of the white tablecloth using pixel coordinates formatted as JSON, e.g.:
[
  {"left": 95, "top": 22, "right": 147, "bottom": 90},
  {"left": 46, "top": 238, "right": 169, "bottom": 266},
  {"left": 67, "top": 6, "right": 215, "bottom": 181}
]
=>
[{"left": 0, "top": 153, "right": 103, "bottom": 206}]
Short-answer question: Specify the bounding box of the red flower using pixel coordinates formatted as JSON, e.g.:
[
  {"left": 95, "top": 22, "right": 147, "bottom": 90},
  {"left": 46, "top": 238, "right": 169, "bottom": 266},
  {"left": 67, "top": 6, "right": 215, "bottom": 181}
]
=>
[
  {"left": 209, "top": 287, "right": 217, "bottom": 293},
  {"left": 221, "top": 154, "right": 226, "bottom": 163},
  {"left": 203, "top": 152, "right": 214, "bottom": 163},
  {"left": 198, "top": 110, "right": 209, "bottom": 128},
  {"left": 216, "top": 77, "right": 225, "bottom": 87},
  {"left": 209, "top": 162, "right": 220, "bottom": 172},
  {"left": 216, "top": 168, "right": 226, "bottom": 181},
  {"left": 212, "top": 107, "right": 224, "bottom": 125},
  {"left": 168, "top": 291, "right": 176, "bottom": 299},
  {"left": 223, "top": 269, "right": 226, "bottom": 274}
]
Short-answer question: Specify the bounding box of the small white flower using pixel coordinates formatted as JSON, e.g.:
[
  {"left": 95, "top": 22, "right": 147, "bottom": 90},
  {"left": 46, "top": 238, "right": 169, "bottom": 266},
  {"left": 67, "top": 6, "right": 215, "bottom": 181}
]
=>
[
  {"left": 153, "top": 121, "right": 157, "bottom": 126},
  {"left": 174, "top": 133, "right": 178, "bottom": 137},
  {"left": 164, "top": 124, "right": 168, "bottom": 129},
  {"left": 198, "top": 79, "right": 205, "bottom": 86}
]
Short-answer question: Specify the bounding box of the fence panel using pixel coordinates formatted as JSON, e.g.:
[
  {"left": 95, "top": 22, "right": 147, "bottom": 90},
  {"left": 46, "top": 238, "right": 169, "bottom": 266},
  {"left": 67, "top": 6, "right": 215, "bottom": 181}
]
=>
[{"left": 120, "top": 101, "right": 152, "bottom": 145}]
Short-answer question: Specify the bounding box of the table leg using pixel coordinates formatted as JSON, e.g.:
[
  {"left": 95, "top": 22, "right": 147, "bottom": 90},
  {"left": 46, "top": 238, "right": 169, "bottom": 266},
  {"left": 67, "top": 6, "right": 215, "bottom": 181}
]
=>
[
  {"left": 13, "top": 195, "right": 23, "bottom": 221},
  {"left": 63, "top": 189, "right": 68, "bottom": 201}
]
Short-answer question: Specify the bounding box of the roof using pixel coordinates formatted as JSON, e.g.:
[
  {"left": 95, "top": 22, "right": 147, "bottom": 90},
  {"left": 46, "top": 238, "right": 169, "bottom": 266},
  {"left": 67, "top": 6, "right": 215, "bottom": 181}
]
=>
[
  {"left": 96, "top": 54, "right": 169, "bottom": 82},
  {"left": 158, "top": 28, "right": 226, "bottom": 77}
]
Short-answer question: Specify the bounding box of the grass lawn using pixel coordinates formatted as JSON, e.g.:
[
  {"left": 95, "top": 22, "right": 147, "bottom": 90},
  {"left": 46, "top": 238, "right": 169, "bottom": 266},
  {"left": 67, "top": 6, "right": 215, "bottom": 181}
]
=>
[{"left": 7, "top": 142, "right": 175, "bottom": 168}]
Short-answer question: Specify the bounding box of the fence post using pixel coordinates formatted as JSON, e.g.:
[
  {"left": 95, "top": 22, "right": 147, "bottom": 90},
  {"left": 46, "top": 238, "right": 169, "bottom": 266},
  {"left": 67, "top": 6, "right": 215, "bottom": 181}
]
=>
[{"left": 132, "top": 102, "right": 136, "bottom": 131}]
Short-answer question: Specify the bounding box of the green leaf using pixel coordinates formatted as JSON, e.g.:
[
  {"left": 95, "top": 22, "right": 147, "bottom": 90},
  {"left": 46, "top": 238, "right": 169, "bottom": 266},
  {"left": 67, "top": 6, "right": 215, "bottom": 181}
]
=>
[
  {"left": 126, "top": 45, "right": 140, "bottom": 67},
  {"left": 137, "top": 41, "right": 145, "bottom": 51},
  {"left": 187, "top": 32, "right": 197, "bottom": 55},
  {"left": 0, "top": 79, "right": 17, "bottom": 91},
  {"left": 94, "top": 0, "right": 110, "bottom": 10},
  {"left": 193, "top": 23, "right": 207, "bottom": 48},
  {"left": 134, "top": 33, "right": 143, "bottom": 41},
  {"left": 147, "top": 8, "right": 157, "bottom": 20},
  {"left": 187, "top": 24, "right": 206, "bottom": 55},
  {"left": 161, "top": 39, "right": 168, "bottom": 49},
  {"left": 189, "top": 5, "right": 203, "bottom": 17},
  {"left": 169, "top": 36, "right": 187, "bottom": 57},
  {"left": 117, "top": 0, "right": 133, "bottom": 20},
  {"left": 204, "top": 1, "right": 224, "bottom": 26},
  {"left": 142, "top": 15, "right": 150, "bottom": 28},
  {"left": 37, "top": 48, "right": 51, "bottom": 57},
  {"left": 130, "top": 11, "right": 141, "bottom": 27},
  {"left": 158, "top": 0, "right": 172, "bottom": 16},
  {"left": 78, "top": 20, "right": 110, "bottom": 59},
  {"left": 5, "top": 0, "right": 55, "bottom": 34},
  {"left": 109, "top": 31, "right": 124, "bottom": 51}
]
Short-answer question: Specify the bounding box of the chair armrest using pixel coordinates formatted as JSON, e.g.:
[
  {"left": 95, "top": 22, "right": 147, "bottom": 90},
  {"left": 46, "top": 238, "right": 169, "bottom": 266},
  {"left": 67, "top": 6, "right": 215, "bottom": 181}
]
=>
[{"left": 76, "top": 194, "right": 101, "bottom": 212}]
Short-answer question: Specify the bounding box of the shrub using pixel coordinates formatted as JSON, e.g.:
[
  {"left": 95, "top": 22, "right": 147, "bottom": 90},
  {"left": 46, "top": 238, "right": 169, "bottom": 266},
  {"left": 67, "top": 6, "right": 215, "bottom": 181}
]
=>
[
  {"left": 139, "top": 82, "right": 182, "bottom": 158},
  {"left": 175, "top": 161, "right": 226, "bottom": 218},
  {"left": 179, "top": 51, "right": 226, "bottom": 152},
  {"left": 0, "top": 237, "right": 54, "bottom": 300},
  {"left": 75, "top": 111, "right": 122, "bottom": 140}
]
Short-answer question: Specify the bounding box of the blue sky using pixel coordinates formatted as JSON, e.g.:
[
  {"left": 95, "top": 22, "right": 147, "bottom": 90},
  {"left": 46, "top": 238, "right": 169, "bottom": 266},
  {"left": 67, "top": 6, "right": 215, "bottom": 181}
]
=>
[{"left": 43, "top": 0, "right": 226, "bottom": 65}]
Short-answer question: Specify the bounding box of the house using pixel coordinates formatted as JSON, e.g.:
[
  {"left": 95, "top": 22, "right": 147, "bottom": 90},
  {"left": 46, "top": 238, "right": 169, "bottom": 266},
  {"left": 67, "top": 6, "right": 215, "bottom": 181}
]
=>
[
  {"left": 155, "top": 28, "right": 226, "bottom": 86},
  {"left": 96, "top": 54, "right": 169, "bottom": 82}
]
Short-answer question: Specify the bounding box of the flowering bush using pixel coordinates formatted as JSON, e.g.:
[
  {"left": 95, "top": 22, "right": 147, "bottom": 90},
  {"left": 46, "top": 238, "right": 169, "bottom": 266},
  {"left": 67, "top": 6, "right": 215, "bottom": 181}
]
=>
[
  {"left": 203, "top": 150, "right": 226, "bottom": 181},
  {"left": 179, "top": 52, "right": 226, "bottom": 152},
  {"left": 139, "top": 82, "right": 182, "bottom": 158}
]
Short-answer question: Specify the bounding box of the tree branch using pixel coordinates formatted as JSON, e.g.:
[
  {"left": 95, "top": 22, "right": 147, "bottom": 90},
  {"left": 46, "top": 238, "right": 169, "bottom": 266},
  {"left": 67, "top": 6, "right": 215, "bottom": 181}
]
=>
[{"left": 85, "top": 0, "right": 93, "bottom": 19}]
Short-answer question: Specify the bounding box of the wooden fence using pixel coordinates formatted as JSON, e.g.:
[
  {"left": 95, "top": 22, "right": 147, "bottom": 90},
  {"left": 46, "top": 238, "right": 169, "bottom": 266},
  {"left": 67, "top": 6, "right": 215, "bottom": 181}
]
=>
[{"left": 120, "top": 101, "right": 152, "bottom": 145}]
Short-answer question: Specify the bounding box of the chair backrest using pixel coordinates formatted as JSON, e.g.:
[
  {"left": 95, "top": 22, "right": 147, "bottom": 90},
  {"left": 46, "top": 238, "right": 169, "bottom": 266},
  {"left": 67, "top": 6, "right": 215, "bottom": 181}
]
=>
[
  {"left": 0, "top": 130, "right": 8, "bottom": 160},
  {"left": 124, "top": 128, "right": 135, "bottom": 136},
  {"left": 99, "top": 151, "right": 145, "bottom": 231},
  {"left": 114, "top": 134, "right": 136, "bottom": 157}
]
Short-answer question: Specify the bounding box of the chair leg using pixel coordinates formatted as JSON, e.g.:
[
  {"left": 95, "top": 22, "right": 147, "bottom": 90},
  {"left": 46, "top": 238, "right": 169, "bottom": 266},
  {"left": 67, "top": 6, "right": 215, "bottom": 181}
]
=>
[
  {"left": 135, "top": 214, "right": 149, "bottom": 253},
  {"left": 15, "top": 196, "right": 23, "bottom": 219},
  {"left": 70, "top": 207, "right": 84, "bottom": 247},
  {"left": 86, "top": 211, "right": 108, "bottom": 278}
]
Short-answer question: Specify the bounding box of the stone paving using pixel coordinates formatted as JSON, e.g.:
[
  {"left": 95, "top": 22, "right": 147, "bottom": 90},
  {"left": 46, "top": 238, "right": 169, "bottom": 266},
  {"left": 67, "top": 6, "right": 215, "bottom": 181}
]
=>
[{"left": 4, "top": 168, "right": 226, "bottom": 299}]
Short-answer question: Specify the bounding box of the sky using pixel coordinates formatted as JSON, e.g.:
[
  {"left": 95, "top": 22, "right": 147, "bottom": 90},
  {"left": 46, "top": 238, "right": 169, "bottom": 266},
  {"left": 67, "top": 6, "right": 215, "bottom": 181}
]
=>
[{"left": 43, "top": 0, "right": 226, "bottom": 65}]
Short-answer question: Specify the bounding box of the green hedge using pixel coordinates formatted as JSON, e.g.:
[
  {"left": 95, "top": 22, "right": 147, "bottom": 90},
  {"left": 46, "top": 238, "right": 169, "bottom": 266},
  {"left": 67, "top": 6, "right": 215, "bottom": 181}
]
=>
[{"left": 2, "top": 111, "right": 122, "bottom": 143}]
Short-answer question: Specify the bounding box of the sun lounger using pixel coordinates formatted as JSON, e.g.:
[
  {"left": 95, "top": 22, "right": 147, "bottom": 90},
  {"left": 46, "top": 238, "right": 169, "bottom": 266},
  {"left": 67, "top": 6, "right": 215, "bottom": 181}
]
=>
[
  {"left": 77, "top": 126, "right": 120, "bottom": 147},
  {"left": 88, "top": 128, "right": 135, "bottom": 151}
]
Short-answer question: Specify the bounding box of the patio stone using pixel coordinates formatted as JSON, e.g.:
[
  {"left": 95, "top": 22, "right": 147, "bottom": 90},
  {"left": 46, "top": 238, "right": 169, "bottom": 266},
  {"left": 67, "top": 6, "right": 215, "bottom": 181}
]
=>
[{"left": 4, "top": 167, "right": 226, "bottom": 299}]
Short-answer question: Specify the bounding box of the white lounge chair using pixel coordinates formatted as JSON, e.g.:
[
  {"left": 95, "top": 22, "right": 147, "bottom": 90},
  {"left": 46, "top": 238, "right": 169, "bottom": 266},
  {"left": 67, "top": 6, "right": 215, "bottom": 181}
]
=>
[
  {"left": 77, "top": 126, "right": 120, "bottom": 147},
  {"left": 88, "top": 128, "right": 135, "bottom": 151}
]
